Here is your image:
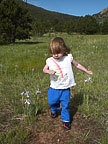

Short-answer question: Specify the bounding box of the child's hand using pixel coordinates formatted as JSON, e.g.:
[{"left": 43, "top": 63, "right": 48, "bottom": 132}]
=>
[
  {"left": 87, "top": 70, "right": 93, "bottom": 75},
  {"left": 48, "top": 70, "right": 56, "bottom": 75},
  {"left": 43, "top": 64, "right": 56, "bottom": 75}
]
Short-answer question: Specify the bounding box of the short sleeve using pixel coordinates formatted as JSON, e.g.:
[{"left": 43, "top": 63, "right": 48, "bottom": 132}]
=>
[
  {"left": 46, "top": 57, "right": 51, "bottom": 66},
  {"left": 68, "top": 54, "right": 73, "bottom": 62},
  {"left": 46, "top": 58, "right": 48, "bottom": 64}
]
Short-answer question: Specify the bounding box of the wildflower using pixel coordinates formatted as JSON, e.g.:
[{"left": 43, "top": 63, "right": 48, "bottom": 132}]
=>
[
  {"left": 32, "top": 68, "right": 35, "bottom": 71},
  {"left": 0, "top": 64, "right": 3, "bottom": 67},
  {"left": 44, "top": 53, "right": 48, "bottom": 56},
  {"left": 26, "top": 95, "right": 30, "bottom": 98},
  {"left": 15, "top": 64, "right": 18, "bottom": 67},
  {"left": 21, "top": 92, "right": 24, "bottom": 95},
  {"left": 25, "top": 99, "right": 31, "bottom": 105},
  {"left": 36, "top": 89, "right": 41, "bottom": 95},
  {"left": 84, "top": 77, "right": 91, "bottom": 83},
  {"left": 88, "top": 52, "right": 94, "bottom": 55},
  {"left": 70, "top": 45, "right": 72, "bottom": 48},
  {"left": 25, "top": 91, "right": 30, "bottom": 98}
]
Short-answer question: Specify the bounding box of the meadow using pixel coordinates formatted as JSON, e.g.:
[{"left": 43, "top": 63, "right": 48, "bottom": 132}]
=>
[{"left": 0, "top": 33, "right": 108, "bottom": 144}]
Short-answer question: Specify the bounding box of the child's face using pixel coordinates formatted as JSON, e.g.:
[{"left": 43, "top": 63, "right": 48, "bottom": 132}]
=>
[{"left": 52, "top": 53, "right": 63, "bottom": 60}]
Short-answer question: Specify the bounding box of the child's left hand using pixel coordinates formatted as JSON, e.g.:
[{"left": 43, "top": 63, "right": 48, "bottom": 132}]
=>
[{"left": 87, "top": 70, "right": 93, "bottom": 75}]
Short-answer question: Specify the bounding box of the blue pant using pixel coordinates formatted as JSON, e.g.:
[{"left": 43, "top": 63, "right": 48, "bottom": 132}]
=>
[{"left": 48, "top": 87, "right": 70, "bottom": 122}]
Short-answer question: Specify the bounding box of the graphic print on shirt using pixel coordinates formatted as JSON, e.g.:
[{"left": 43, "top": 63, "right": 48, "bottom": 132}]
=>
[
  {"left": 51, "top": 58, "right": 63, "bottom": 79},
  {"left": 51, "top": 59, "right": 69, "bottom": 85}
]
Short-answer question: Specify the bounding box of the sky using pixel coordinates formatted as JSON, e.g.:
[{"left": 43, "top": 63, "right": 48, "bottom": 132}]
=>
[{"left": 25, "top": 0, "right": 108, "bottom": 16}]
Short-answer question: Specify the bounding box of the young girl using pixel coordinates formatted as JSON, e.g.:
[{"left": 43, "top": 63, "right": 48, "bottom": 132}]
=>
[{"left": 43, "top": 37, "right": 93, "bottom": 130}]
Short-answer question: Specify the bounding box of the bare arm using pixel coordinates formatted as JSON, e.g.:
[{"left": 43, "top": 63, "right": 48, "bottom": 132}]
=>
[
  {"left": 72, "top": 59, "right": 93, "bottom": 75},
  {"left": 43, "top": 64, "right": 56, "bottom": 75}
]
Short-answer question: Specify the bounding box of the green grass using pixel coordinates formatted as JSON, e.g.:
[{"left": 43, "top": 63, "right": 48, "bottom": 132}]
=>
[
  {"left": 0, "top": 33, "right": 108, "bottom": 143},
  {"left": 0, "top": 125, "right": 30, "bottom": 144}
]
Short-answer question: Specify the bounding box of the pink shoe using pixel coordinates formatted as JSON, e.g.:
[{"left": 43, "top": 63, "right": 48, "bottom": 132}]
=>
[
  {"left": 63, "top": 122, "right": 71, "bottom": 130},
  {"left": 51, "top": 112, "right": 57, "bottom": 119}
]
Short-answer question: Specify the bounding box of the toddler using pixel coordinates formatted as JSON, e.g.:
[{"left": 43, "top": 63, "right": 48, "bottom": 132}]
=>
[{"left": 43, "top": 37, "right": 93, "bottom": 130}]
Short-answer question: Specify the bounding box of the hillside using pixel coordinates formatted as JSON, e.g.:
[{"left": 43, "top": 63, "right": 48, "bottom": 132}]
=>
[
  {"left": 93, "top": 7, "right": 108, "bottom": 22},
  {"left": 22, "top": 1, "right": 79, "bottom": 22},
  {"left": 21, "top": 1, "right": 108, "bottom": 23}
]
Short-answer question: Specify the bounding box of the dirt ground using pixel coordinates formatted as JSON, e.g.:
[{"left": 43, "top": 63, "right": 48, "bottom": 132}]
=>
[{"left": 29, "top": 94, "right": 104, "bottom": 144}]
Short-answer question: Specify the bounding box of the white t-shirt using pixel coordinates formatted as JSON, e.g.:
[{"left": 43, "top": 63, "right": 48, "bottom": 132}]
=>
[{"left": 46, "top": 54, "right": 76, "bottom": 89}]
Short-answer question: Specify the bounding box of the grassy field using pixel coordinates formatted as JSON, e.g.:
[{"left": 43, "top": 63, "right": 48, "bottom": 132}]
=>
[{"left": 0, "top": 33, "right": 108, "bottom": 144}]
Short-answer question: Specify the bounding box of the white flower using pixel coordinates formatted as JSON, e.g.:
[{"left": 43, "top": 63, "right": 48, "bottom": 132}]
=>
[
  {"left": 88, "top": 52, "right": 94, "bottom": 55},
  {"left": 21, "top": 92, "right": 24, "bottom": 95},
  {"left": 44, "top": 53, "right": 48, "bottom": 56},
  {"left": 15, "top": 64, "right": 18, "bottom": 67},
  {"left": 32, "top": 68, "right": 35, "bottom": 71},
  {"left": 25, "top": 91, "right": 30, "bottom": 98},
  {"left": 25, "top": 99, "right": 31, "bottom": 105},
  {"left": 0, "top": 64, "right": 3, "bottom": 67},
  {"left": 26, "top": 95, "right": 30, "bottom": 98},
  {"left": 84, "top": 77, "right": 91, "bottom": 83},
  {"left": 70, "top": 45, "right": 72, "bottom": 48},
  {"left": 36, "top": 89, "right": 41, "bottom": 95}
]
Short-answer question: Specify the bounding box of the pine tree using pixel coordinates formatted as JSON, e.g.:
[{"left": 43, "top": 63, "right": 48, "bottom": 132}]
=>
[
  {"left": 64, "top": 21, "right": 75, "bottom": 34},
  {"left": 101, "top": 19, "right": 108, "bottom": 34},
  {"left": 84, "top": 15, "right": 99, "bottom": 34},
  {"left": 0, "top": 0, "right": 32, "bottom": 44},
  {"left": 76, "top": 15, "right": 99, "bottom": 34}
]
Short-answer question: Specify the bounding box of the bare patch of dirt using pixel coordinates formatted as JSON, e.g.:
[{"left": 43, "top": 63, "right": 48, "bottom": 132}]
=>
[{"left": 28, "top": 110, "right": 104, "bottom": 144}]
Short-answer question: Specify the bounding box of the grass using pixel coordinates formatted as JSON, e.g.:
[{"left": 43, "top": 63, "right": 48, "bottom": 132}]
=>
[{"left": 0, "top": 33, "right": 108, "bottom": 143}]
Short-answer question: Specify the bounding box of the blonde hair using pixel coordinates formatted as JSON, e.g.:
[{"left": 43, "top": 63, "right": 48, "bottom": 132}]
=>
[{"left": 49, "top": 37, "right": 70, "bottom": 55}]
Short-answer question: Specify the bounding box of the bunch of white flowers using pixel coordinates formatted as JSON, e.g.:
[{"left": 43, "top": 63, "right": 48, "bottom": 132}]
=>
[
  {"left": 20, "top": 89, "right": 42, "bottom": 105},
  {"left": 84, "top": 77, "right": 92, "bottom": 83}
]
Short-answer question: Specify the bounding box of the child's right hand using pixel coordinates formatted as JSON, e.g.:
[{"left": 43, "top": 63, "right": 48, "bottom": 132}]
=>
[
  {"left": 48, "top": 70, "right": 56, "bottom": 75},
  {"left": 43, "top": 64, "right": 56, "bottom": 75}
]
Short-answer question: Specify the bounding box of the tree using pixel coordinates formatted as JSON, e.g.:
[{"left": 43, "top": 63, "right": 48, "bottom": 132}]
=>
[
  {"left": 101, "top": 20, "right": 108, "bottom": 34},
  {"left": 32, "top": 20, "right": 52, "bottom": 36},
  {"left": 76, "top": 15, "right": 99, "bottom": 34},
  {"left": 75, "top": 17, "right": 85, "bottom": 34},
  {"left": 84, "top": 15, "right": 99, "bottom": 34},
  {"left": 0, "top": 0, "right": 32, "bottom": 44},
  {"left": 54, "top": 21, "right": 64, "bottom": 32},
  {"left": 64, "top": 21, "right": 75, "bottom": 34}
]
